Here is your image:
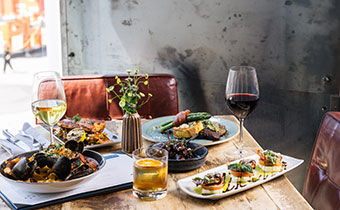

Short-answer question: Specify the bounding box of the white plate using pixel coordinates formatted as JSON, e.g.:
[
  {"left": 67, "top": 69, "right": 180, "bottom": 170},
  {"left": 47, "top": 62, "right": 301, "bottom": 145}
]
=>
[
  {"left": 142, "top": 116, "right": 239, "bottom": 146},
  {"left": 177, "top": 154, "right": 304, "bottom": 200}
]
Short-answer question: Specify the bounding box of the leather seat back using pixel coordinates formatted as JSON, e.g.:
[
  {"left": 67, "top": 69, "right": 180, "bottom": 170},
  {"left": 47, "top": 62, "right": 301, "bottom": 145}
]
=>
[
  {"left": 38, "top": 74, "right": 178, "bottom": 121},
  {"left": 105, "top": 73, "right": 178, "bottom": 119},
  {"left": 303, "top": 112, "right": 340, "bottom": 210},
  {"left": 62, "top": 75, "right": 110, "bottom": 120}
]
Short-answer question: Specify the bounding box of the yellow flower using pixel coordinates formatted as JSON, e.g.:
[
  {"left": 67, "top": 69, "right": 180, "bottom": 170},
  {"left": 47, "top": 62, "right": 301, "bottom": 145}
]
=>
[
  {"left": 144, "top": 81, "right": 148, "bottom": 85},
  {"left": 145, "top": 73, "right": 149, "bottom": 79},
  {"left": 108, "top": 99, "right": 112, "bottom": 103},
  {"left": 106, "top": 88, "right": 110, "bottom": 93},
  {"left": 148, "top": 93, "right": 153, "bottom": 97},
  {"left": 117, "top": 78, "right": 121, "bottom": 84},
  {"left": 135, "top": 69, "right": 139, "bottom": 74},
  {"left": 128, "top": 92, "right": 132, "bottom": 97},
  {"left": 115, "top": 76, "right": 118, "bottom": 79},
  {"left": 140, "top": 92, "right": 145, "bottom": 97}
]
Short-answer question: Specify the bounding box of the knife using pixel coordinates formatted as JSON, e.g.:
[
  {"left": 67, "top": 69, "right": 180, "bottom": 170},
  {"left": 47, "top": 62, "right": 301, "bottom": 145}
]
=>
[{"left": 2, "top": 129, "right": 31, "bottom": 152}]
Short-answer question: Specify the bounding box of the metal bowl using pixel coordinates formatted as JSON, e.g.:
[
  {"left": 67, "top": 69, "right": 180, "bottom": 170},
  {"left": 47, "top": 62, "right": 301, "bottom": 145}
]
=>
[
  {"left": 0, "top": 149, "right": 106, "bottom": 193},
  {"left": 148, "top": 142, "right": 208, "bottom": 172}
]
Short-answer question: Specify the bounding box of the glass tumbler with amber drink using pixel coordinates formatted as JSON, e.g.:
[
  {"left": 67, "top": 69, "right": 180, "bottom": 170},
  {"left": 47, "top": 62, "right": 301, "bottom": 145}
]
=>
[{"left": 133, "top": 147, "right": 168, "bottom": 200}]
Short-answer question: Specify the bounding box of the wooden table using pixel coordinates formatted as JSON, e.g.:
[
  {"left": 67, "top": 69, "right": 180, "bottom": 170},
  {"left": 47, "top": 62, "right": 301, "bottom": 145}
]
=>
[{"left": 0, "top": 115, "right": 312, "bottom": 210}]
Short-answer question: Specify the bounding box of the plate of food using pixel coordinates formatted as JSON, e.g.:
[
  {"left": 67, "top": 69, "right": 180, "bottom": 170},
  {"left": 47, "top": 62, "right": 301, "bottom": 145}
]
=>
[
  {"left": 142, "top": 110, "right": 239, "bottom": 146},
  {"left": 177, "top": 149, "right": 303, "bottom": 200},
  {"left": 0, "top": 140, "right": 105, "bottom": 193},
  {"left": 147, "top": 139, "right": 208, "bottom": 172},
  {"left": 54, "top": 115, "right": 121, "bottom": 149}
]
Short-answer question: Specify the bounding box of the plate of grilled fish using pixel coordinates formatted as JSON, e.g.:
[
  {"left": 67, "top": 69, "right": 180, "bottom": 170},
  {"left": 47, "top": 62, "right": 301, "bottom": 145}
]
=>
[{"left": 54, "top": 117, "right": 121, "bottom": 149}]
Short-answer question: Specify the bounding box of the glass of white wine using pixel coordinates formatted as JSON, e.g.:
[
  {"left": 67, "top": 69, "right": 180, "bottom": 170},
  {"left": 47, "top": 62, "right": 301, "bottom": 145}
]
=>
[{"left": 31, "top": 71, "right": 67, "bottom": 144}]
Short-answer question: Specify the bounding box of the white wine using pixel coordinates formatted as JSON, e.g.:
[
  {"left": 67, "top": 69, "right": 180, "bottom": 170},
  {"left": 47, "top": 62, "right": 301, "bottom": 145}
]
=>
[{"left": 32, "top": 99, "right": 67, "bottom": 126}]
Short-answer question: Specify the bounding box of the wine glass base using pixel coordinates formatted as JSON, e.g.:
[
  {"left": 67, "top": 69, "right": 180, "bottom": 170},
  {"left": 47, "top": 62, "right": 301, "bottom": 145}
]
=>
[
  {"left": 234, "top": 149, "right": 247, "bottom": 155},
  {"left": 224, "top": 149, "right": 248, "bottom": 160}
]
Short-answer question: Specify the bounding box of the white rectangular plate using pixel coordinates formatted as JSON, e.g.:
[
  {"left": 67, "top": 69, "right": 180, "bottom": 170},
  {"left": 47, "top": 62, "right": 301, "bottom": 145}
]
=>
[{"left": 177, "top": 154, "right": 303, "bottom": 200}]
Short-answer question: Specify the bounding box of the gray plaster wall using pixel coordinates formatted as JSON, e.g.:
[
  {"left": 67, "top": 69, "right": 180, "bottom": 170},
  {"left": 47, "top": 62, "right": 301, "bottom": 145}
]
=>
[{"left": 61, "top": 0, "right": 340, "bottom": 192}]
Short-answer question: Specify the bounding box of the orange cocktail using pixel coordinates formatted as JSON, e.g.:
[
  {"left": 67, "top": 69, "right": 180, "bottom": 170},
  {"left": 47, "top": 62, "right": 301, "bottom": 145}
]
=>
[{"left": 132, "top": 148, "right": 168, "bottom": 200}]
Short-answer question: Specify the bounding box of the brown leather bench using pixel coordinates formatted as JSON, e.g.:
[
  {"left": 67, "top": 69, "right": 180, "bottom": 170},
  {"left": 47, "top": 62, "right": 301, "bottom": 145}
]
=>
[
  {"left": 303, "top": 112, "right": 340, "bottom": 210},
  {"left": 39, "top": 74, "right": 178, "bottom": 121}
]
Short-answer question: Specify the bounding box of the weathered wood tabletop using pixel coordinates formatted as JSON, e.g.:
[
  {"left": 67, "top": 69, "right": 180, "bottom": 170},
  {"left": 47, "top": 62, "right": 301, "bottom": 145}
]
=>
[{"left": 0, "top": 115, "right": 312, "bottom": 210}]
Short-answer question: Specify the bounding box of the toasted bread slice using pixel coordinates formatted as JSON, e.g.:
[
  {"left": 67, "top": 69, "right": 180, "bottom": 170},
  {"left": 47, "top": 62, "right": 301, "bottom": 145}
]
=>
[{"left": 173, "top": 120, "right": 204, "bottom": 138}]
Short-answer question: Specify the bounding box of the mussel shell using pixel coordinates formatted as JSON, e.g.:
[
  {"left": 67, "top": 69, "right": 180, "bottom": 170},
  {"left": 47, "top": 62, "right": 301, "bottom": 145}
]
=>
[
  {"left": 52, "top": 157, "right": 71, "bottom": 180},
  {"left": 34, "top": 153, "right": 55, "bottom": 168},
  {"left": 67, "top": 167, "right": 94, "bottom": 180},
  {"left": 12, "top": 158, "right": 36, "bottom": 180},
  {"left": 64, "top": 140, "right": 84, "bottom": 153},
  {"left": 77, "top": 141, "right": 84, "bottom": 153}
]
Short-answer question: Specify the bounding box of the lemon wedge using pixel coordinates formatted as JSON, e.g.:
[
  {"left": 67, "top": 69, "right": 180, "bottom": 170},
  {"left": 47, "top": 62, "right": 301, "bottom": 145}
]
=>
[{"left": 67, "top": 128, "right": 86, "bottom": 142}]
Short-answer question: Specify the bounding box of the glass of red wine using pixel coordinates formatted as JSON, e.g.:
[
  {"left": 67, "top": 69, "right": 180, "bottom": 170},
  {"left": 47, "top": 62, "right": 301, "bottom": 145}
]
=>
[{"left": 225, "top": 66, "right": 259, "bottom": 156}]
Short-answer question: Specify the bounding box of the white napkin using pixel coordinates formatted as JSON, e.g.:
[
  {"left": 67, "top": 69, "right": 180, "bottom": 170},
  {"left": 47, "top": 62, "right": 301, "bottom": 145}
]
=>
[
  {"left": 21, "top": 123, "right": 50, "bottom": 148},
  {"left": 13, "top": 134, "right": 36, "bottom": 151},
  {"left": 0, "top": 139, "right": 25, "bottom": 156}
]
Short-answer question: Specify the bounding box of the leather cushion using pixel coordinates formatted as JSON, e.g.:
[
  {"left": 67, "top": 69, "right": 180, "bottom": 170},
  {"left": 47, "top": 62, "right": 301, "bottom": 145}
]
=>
[
  {"left": 303, "top": 112, "right": 340, "bottom": 210},
  {"left": 38, "top": 75, "right": 110, "bottom": 121},
  {"left": 38, "top": 74, "right": 178, "bottom": 121},
  {"left": 62, "top": 75, "right": 110, "bottom": 120}
]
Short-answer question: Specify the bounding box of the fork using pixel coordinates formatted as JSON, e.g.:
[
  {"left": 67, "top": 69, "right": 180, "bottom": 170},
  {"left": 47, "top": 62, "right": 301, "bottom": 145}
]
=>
[{"left": 19, "top": 130, "right": 43, "bottom": 151}]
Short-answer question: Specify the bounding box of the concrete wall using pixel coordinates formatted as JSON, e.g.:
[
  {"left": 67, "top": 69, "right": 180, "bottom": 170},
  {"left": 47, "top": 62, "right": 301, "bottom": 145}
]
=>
[{"left": 61, "top": 0, "right": 340, "bottom": 191}]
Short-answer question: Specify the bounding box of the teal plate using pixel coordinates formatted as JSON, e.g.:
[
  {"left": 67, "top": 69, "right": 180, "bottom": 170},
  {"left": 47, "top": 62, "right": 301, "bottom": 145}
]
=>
[{"left": 142, "top": 116, "right": 239, "bottom": 146}]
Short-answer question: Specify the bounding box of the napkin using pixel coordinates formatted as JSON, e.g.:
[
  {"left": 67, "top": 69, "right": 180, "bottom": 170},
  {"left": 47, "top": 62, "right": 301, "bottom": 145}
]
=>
[
  {"left": 13, "top": 134, "right": 36, "bottom": 151},
  {"left": 0, "top": 139, "right": 25, "bottom": 156},
  {"left": 21, "top": 123, "right": 50, "bottom": 148}
]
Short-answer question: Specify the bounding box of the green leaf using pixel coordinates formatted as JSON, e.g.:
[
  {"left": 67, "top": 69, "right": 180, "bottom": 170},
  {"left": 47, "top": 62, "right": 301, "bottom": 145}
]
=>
[
  {"left": 228, "top": 163, "right": 241, "bottom": 171},
  {"left": 192, "top": 177, "right": 203, "bottom": 181},
  {"left": 72, "top": 114, "right": 82, "bottom": 122},
  {"left": 241, "top": 164, "right": 253, "bottom": 173}
]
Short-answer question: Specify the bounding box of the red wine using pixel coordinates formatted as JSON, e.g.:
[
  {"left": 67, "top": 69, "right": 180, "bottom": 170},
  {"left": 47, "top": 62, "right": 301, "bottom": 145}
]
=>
[{"left": 226, "top": 93, "right": 259, "bottom": 119}]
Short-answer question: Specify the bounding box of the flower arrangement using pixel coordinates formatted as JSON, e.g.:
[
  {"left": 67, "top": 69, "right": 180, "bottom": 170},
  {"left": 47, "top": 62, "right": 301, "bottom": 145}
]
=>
[{"left": 106, "top": 69, "right": 152, "bottom": 114}]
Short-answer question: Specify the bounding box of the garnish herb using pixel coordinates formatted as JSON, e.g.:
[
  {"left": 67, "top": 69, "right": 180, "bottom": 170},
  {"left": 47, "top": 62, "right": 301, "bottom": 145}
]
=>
[
  {"left": 228, "top": 161, "right": 253, "bottom": 173},
  {"left": 72, "top": 114, "right": 82, "bottom": 122},
  {"left": 264, "top": 150, "right": 278, "bottom": 164}
]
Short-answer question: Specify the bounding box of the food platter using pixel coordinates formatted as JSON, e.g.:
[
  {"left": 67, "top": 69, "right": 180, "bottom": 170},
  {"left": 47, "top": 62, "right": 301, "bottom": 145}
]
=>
[
  {"left": 0, "top": 149, "right": 106, "bottom": 193},
  {"left": 142, "top": 116, "right": 239, "bottom": 146},
  {"left": 53, "top": 127, "right": 121, "bottom": 149},
  {"left": 177, "top": 153, "right": 303, "bottom": 200}
]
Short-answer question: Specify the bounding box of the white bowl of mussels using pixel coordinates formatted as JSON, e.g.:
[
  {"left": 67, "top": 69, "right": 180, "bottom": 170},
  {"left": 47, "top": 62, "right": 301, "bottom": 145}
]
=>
[{"left": 0, "top": 140, "right": 106, "bottom": 193}]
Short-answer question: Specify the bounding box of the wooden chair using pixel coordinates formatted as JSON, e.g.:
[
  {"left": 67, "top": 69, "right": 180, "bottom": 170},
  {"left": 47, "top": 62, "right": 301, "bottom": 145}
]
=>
[
  {"left": 303, "top": 112, "right": 340, "bottom": 210},
  {"left": 38, "top": 74, "right": 178, "bottom": 121}
]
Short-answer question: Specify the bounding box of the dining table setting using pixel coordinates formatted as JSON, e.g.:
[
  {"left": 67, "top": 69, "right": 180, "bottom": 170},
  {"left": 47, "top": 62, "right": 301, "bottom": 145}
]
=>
[{"left": 0, "top": 68, "right": 313, "bottom": 210}]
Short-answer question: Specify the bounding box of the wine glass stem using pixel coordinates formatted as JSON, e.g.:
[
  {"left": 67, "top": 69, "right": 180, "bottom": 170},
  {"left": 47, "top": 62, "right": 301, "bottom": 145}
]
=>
[
  {"left": 239, "top": 118, "right": 244, "bottom": 156},
  {"left": 49, "top": 126, "right": 54, "bottom": 144}
]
